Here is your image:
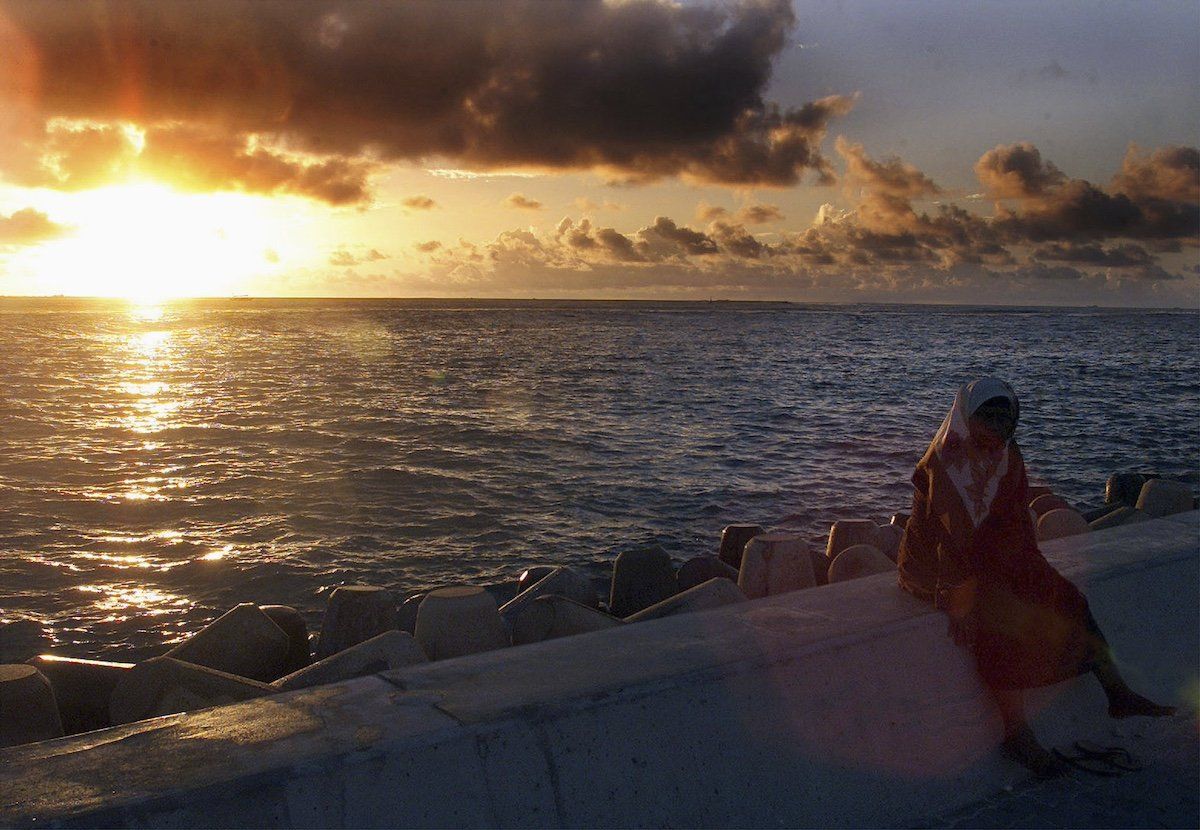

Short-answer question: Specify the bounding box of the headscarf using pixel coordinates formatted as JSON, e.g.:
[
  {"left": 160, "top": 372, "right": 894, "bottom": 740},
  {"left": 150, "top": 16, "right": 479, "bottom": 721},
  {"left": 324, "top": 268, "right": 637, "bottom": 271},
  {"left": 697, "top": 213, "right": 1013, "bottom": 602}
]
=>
[{"left": 930, "top": 377, "right": 1019, "bottom": 528}]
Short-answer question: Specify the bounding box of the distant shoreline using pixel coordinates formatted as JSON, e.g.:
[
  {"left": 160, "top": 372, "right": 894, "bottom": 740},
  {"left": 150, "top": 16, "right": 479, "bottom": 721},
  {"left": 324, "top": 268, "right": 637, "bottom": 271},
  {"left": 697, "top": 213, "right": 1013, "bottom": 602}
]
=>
[{"left": 1, "top": 295, "right": 1197, "bottom": 313}]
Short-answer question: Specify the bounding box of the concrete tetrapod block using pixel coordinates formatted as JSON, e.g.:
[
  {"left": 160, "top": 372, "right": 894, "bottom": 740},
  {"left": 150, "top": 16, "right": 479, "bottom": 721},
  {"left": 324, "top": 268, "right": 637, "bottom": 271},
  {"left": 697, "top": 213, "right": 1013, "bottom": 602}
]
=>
[
  {"left": 0, "top": 664, "right": 64, "bottom": 747},
  {"left": 510, "top": 596, "right": 623, "bottom": 646},
  {"left": 1136, "top": 479, "right": 1194, "bottom": 518},
  {"left": 608, "top": 546, "right": 678, "bottom": 618},
  {"left": 1029, "top": 493, "right": 1071, "bottom": 517},
  {"left": 272, "top": 631, "right": 427, "bottom": 692},
  {"left": 676, "top": 555, "right": 739, "bottom": 592},
  {"left": 625, "top": 578, "right": 748, "bottom": 624},
  {"left": 718, "top": 524, "right": 764, "bottom": 570},
  {"left": 516, "top": 566, "right": 557, "bottom": 596},
  {"left": 397, "top": 593, "right": 426, "bottom": 635},
  {"left": 875, "top": 524, "right": 904, "bottom": 563},
  {"left": 828, "top": 544, "right": 895, "bottom": 584},
  {"left": 0, "top": 620, "right": 50, "bottom": 664},
  {"left": 738, "top": 532, "right": 817, "bottom": 600},
  {"left": 1106, "top": 472, "right": 1147, "bottom": 506},
  {"left": 26, "top": 654, "right": 133, "bottom": 735},
  {"left": 315, "top": 585, "right": 398, "bottom": 660},
  {"left": 499, "top": 566, "right": 597, "bottom": 626},
  {"left": 414, "top": 586, "right": 509, "bottom": 661},
  {"left": 825, "top": 520, "right": 880, "bottom": 561},
  {"left": 259, "top": 605, "right": 311, "bottom": 676},
  {"left": 109, "top": 657, "right": 275, "bottom": 725},
  {"left": 1036, "top": 508, "right": 1091, "bottom": 542},
  {"left": 890, "top": 512, "right": 910, "bottom": 529},
  {"left": 1089, "top": 505, "right": 1150, "bottom": 531},
  {"left": 808, "top": 549, "right": 829, "bottom": 587},
  {"left": 166, "top": 603, "right": 291, "bottom": 682},
  {"left": 1027, "top": 485, "right": 1054, "bottom": 502}
]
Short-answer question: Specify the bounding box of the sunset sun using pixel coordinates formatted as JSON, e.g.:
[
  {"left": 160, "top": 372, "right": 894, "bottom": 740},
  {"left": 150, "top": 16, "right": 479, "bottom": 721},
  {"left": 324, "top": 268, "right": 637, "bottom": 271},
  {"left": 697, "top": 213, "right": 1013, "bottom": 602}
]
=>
[{"left": 16, "top": 182, "right": 288, "bottom": 300}]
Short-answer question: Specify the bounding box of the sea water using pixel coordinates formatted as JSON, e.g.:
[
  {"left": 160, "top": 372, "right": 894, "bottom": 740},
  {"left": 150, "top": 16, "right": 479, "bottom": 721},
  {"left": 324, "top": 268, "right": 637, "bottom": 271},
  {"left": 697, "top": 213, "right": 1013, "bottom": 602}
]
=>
[{"left": 1, "top": 298, "right": 1196, "bottom": 659}]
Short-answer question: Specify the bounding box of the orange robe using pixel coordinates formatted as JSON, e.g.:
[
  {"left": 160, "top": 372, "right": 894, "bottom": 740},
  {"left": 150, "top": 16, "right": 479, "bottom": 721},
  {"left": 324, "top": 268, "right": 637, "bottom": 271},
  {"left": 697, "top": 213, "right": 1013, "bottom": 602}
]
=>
[{"left": 897, "top": 439, "right": 1095, "bottom": 690}]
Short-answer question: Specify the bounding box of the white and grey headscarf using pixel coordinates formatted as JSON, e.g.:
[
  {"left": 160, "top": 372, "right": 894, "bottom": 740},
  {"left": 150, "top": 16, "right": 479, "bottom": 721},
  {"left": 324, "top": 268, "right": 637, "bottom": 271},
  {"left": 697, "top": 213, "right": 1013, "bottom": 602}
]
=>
[{"left": 930, "top": 377, "right": 1019, "bottom": 528}]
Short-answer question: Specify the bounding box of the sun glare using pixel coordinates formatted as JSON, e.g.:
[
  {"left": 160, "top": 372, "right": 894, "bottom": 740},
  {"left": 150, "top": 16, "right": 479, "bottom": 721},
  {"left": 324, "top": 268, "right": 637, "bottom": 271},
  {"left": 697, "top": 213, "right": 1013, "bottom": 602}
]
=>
[{"left": 14, "top": 183, "right": 292, "bottom": 301}]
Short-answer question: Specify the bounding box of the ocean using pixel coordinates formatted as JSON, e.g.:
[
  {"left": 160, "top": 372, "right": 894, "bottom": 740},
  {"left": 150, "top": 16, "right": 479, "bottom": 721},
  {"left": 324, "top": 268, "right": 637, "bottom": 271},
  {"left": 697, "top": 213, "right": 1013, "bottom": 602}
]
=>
[{"left": 1, "top": 298, "right": 1197, "bottom": 660}]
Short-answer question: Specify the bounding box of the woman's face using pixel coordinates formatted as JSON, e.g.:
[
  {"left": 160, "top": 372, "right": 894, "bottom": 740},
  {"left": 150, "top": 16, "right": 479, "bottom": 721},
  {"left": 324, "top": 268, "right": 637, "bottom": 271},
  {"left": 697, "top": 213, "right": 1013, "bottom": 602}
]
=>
[{"left": 969, "top": 398, "right": 1016, "bottom": 449}]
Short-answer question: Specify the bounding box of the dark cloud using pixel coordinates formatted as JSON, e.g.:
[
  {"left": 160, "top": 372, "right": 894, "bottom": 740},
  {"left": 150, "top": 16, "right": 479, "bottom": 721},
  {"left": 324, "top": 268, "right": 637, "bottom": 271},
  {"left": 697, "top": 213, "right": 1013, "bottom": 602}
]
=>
[
  {"left": 975, "top": 142, "right": 1066, "bottom": 199},
  {"left": 707, "top": 220, "right": 765, "bottom": 259},
  {"left": 1032, "top": 241, "right": 1154, "bottom": 268},
  {"left": 402, "top": 195, "right": 438, "bottom": 210},
  {"left": 0, "top": 207, "right": 69, "bottom": 244},
  {"left": 0, "top": 0, "right": 854, "bottom": 195},
  {"left": 638, "top": 216, "right": 719, "bottom": 256},
  {"left": 505, "top": 193, "right": 543, "bottom": 211},
  {"left": 415, "top": 240, "right": 441, "bottom": 253}
]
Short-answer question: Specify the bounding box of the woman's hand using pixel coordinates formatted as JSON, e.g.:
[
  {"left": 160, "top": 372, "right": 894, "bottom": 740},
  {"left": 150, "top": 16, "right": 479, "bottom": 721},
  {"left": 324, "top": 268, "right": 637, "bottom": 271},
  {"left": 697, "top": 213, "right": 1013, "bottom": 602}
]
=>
[{"left": 941, "top": 578, "right": 978, "bottom": 648}]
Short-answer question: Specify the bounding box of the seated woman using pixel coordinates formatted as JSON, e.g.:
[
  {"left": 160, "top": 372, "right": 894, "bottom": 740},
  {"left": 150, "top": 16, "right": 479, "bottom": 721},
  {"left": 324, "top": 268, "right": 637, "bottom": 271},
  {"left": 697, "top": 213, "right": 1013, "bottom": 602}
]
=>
[{"left": 897, "top": 377, "right": 1173, "bottom": 776}]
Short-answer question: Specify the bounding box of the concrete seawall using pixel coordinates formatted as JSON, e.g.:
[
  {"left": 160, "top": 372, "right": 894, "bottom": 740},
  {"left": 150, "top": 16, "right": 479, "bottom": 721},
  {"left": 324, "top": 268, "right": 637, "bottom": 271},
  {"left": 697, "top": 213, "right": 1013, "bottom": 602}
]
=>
[{"left": 2, "top": 513, "right": 1196, "bottom": 828}]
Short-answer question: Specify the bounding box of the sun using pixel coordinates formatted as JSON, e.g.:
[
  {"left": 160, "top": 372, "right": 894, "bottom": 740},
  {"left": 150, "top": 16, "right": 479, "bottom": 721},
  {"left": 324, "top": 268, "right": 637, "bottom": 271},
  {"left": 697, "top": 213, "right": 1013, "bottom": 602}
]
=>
[{"left": 13, "top": 182, "right": 294, "bottom": 301}]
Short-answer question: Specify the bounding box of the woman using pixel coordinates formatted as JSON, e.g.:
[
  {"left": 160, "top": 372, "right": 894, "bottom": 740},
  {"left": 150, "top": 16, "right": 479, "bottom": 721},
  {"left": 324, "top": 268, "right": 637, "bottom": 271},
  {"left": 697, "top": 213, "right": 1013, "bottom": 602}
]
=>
[{"left": 897, "top": 377, "right": 1173, "bottom": 776}]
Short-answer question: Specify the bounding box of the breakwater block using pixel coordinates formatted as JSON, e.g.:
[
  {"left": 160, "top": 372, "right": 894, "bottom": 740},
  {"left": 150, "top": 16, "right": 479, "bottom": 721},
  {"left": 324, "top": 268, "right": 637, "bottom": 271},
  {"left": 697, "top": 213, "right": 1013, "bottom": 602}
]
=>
[
  {"left": 316, "top": 586, "right": 398, "bottom": 660},
  {"left": 828, "top": 544, "right": 894, "bottom": 584},
  {"left": 26, "top": 654, "right": 132, "bottom": 735},
  {"left": 825, "top": 520, "right": 879, "bottom": 561},
  {"left": 166, "top": 603, "right": 290, "bottom": 682},
  {"left": 0, "top": 664, "right": 64, "bottom": 747},
  {"left": 0, "top": 620, "right": 50, "bottom": 664},
  {"left": 875, "top": 524, "right": 904, "bottom": 562},
  {"left": 718, "top": 524, "right": 764, "bottom": 570},
  {"left": 415, "top": 586, "right": 509, "bottom": 661},
  {"left": 1037, "top": 508, "right": 1090, "bottom": 541},
  {"left": 511, "top": 596, "right": 622, "bottom": 646},
  {"left": 1030, "top": 493, "right": 1071, "bottom": 517},
  {"left": 1027, "top": 485, "right": 1054, "bottom": 501},
  {"left": 738, "top": 533, "right": 816, "bottom": 599},
  {"left": 1090, "top": 505, "right": 1150, "bottom": 530},
  {"left": 272, "top": 631, "right": 426, "bottom": 692},
  {"left": 625, "top": 578, "right": 746, "bottom": 623},
  {"left": 109, "top": 657, "right": 274, "bottom": 725},
  {"left": 398, "top": 593, "right": 425, "bottom": 635},
  {"left": 1136, "top": 479, "right": 1194, "bottom": 518},
  {"left": 500, "top": 566, "right": 596, "bottom": 626},
  {"left": 259, "top": 605, "right": 311, "bottom": 675},
  {"left": 517, "top": 566, "right": 557, "bottom": 596},
  {"left": 890, "top": 512, "right": 909, "bottom": 529},
  {"left": 676, "top": 555, "right": 738, "bottom": 592},
  {"left": 1106, "top": 473, "right": 1146, "bottom": 506},
  {"left": 808, "top": 549, "right": 829, "bottom": 586},
  {"left": 609, "top": 546, "right": 677, "bottom": 618}
]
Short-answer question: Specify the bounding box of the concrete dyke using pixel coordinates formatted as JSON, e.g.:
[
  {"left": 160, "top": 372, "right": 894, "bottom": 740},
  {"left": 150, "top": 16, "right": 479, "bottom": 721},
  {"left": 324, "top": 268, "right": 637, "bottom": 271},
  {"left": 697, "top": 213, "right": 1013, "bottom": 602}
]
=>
[
  {"left": 315, "top": 586, "right": 398, "bottom": 660},
  {"left": 272, "top": 631, "right": 427, "bottom": 692},
  {"left": 25, "top": 654, "right": 133, "bottom": 735},
  {"left": 624, "top": 577, "right": 747, "bottom": 623},
  {"left": 737, "top": 532, "right": 816, "bottom": 599},
  {"left": 510, "top": 596, "right": 622, "bottom": 646},
  {"left": 499, "top": 566, "right": 596, "bottom": 626},
  {"left": 166, "top": 603, "right": 291, "bottom": 682},
  {"left": 2, "top": 514, "right": 1196, "bottom": 829},
  {"left": 0, "top": 665, "right": 63, "bottom": 747},
  {"left": 109, "top": 657, "right": 276, "bottom": 725}
]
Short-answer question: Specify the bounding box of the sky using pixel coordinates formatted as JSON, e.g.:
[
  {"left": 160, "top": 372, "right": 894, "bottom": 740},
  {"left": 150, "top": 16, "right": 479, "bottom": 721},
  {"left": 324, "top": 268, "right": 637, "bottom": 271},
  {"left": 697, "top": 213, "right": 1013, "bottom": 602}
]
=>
[{"left": 0, "top": 0, "right": 1196, "bottom": 306}]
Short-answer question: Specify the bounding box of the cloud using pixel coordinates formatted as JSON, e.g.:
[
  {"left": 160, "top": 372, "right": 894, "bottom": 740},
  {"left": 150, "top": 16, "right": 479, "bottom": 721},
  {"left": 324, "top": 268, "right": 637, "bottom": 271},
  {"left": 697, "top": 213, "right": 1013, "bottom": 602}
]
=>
[
  {"left": 0, "top": 0, "right": 855, "bottom": 196},
  {"left": 329, "top": 246, "right": 388, "bottom": 266},
  {"left": 1032, "top": 241, "right": 1154, "bottom": 268},
  {"left": 979, "top": 142, "right": 1198, "bottom": 243},
  {"left": 402, "top": 195, "right": 438, "bottom": 210},
  {"left": 638, "top": 216, "right": 719, "bottom": 256},
  {"left": 505, "top": 193, "right": 543, "bottom": 211},
  {"left": 574, "top": 197, "right": 622, "bottom": 213},
  {"left": 415, "top": 240, "right": 442, "bottom": 253},
  {"left": 737, "top": 203, "right": 785, "bottom": 224},
  {"left": 0, "top": 207, "right": 70, "bottom": 245}
]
